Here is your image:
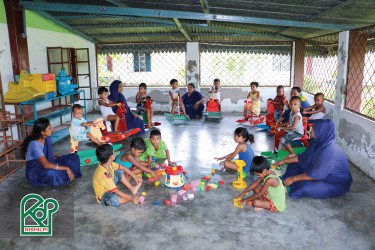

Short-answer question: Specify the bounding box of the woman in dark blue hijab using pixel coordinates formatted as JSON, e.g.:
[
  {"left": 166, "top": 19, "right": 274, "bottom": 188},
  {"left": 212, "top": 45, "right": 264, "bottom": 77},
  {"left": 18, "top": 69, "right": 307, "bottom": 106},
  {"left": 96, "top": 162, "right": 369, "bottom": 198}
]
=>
[
  {"left": 275, "top": 119, "right": 352, "bottom": 199},
  {"left": 108, "top": 80, "right": 144, "bottom": 134}
]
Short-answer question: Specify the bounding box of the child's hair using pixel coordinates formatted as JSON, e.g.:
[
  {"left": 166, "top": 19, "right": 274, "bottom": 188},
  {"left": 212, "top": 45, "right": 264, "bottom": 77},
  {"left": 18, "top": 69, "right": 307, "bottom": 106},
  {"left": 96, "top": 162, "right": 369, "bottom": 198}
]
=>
[
  {"left": 139, "top": 82, "right": 147, "bottom": 89},
  {"left": 150, "top": 129, "right": 161, "bottom": 138},
  {"left": 72, "top": 104, "right": 83, "bottom": 112},
  {"left": 315, "top": 92, "right": 324, "bottom": 99},
  {"left": 98, "top": 86, "right": 109, "bottom": 95},
  {"left": 290, "top": 96, "right": 301, "bottom": 104},
  {"left": 96, "top": 144, "right": 114, "bottom": 164},
  {"left": 291, "top": 86, "right": 302, "bottom": 94},
  {"left": 21, "top": 118, "right": 50, "bottom": 155},
  {"left": 250, "top": 81, "right": 259, "bottom": 87},
  {"left": 234, "top": 127, "right": 255, "bottom": 144},
  {"left": 250, "top": 156, "right": 270, "bottom": 173},
  {"left": 170, "top": 79, "right": 178, "bottom": 85},
  {"left": 214, "top": 78, "right": 220, "bottom": 83},
  {"left": 276, "top": 85, "right": 284, "bottom": 91},
  {"left": 130, "top": 137, "right": 147, "bottom": 151}
]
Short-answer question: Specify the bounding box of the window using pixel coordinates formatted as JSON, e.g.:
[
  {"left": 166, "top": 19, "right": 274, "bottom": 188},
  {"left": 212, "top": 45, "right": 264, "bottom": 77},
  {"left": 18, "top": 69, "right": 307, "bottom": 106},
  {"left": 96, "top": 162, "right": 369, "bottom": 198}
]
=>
[
  {"left": 272, "top": 55, "right": 290, "bottom": 71},
  {"left": 134, "top": 52, "right": 151, "bottom": 72}
]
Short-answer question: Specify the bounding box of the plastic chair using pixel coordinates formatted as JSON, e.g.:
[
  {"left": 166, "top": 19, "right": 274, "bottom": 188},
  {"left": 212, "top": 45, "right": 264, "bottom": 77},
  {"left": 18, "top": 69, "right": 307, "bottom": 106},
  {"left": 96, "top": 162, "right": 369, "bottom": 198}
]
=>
[{"left": 292, "top": 117, "right": 309, "bottom": 147}]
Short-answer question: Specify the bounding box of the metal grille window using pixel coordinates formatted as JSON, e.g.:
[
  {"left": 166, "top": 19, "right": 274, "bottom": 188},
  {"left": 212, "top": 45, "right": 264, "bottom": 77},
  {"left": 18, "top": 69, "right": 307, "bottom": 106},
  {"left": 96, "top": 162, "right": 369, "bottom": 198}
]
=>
[
  {"left": 345, "top": 26, "right": 375, "bottom": 120},
  {"left": 304, "top": 33, "right": 339, "bottom": 102},
  {"left": 97, "top": 43, "right": 186, "bottom": 87},
  {"left": 200, "top": 42, "right": 292, "bottom": 87}
]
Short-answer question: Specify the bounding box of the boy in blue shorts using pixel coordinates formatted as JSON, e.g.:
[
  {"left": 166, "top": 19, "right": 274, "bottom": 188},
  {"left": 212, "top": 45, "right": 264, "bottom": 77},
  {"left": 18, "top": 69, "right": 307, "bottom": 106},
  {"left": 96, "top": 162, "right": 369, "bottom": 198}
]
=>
[{"left": 92, "top": 144, "right": 142, "bottom": 206}]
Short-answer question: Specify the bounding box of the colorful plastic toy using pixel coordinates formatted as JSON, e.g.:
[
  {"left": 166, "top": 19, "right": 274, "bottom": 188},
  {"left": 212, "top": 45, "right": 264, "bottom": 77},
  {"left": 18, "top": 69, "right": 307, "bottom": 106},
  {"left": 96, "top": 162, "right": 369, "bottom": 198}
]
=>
[
  {"left": 204, "top": 90, "right": 222, "bottom": 118},
  {"left": 232, "top": 160, "right": 247, "bottom": 189},
  {"left": 142, "top": 192, "right": 147, "bottom": 196},
  {"left": 55, "top": 68, "right": 78, "bottom": 95},
  {"left": 187, "top": 193, "right": 194, "bottom": 200},
  {"left": 138, "top": 196, "right": 145, "bottom": 206},
  {"left": 171, "top": 195, "right": 177, "bottom": 204},
  {"left": 165, "top": 199, "right": 171, "bottom": 205},
  {"left": 165, "top": 165, "right": 185, "bottom": 188},
  {"left": 236, "top": 99, "right": 265, "bottom": 126},
  {"left": 155, "top": 180, "right": 160, "bottom": 186},
  {"left": 233, "top": 197, "right": 245, "bottom": 208},
  {"left": 154, "top": 201, "right": 161, "bottom": 206}
]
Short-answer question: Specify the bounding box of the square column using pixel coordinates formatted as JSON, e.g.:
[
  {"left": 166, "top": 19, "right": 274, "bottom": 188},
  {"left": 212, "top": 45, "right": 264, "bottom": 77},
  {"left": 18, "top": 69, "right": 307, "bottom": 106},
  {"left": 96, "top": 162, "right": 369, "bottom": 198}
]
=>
[
  {"left": 293, "top": 39, "right": 305, "bottom": 88},
  {"left": 186, "top": 42, "right": 199, "bottom": 88}
]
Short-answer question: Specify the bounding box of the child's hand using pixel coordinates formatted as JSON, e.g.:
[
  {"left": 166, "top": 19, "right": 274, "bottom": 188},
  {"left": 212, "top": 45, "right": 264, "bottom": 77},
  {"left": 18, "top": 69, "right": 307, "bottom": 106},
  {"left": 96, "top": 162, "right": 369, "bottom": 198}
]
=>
[
  {"left": 116, "top": 102, "right": 121, "bottom": 106},
  {"left": 238, "top": 199, "right": 246, "bottom": 206},
  {"left": 132, "top": 196, "right": 139, "bottom": 205},
  {"left": 152, "top": 171, "right": 158, "bottom": 179},
  {"left": 283, "top": 177, "right": 295, "bottom": 186}
]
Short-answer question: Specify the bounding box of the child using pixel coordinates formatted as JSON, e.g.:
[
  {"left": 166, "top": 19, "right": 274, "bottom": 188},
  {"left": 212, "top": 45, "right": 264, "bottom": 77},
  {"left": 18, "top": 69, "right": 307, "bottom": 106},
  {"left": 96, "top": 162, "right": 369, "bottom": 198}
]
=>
[
  {"left": 115, "top": 137, "right": 158, "bottom": 178},
  {"left": 236, "top": 156, "right": 286, "bottom": 212},
  {"left": 302, "top": 93, "right": 326, "bottom": 119},
  {"left": 139, "top": 129, "right": 175, "bottom": 166},
  {"left": 291, "top": 86, "right": 310, "bottom": 112},
  {"left": 169, "top": 79, "right": 189, "bottom": 118},
  {"left": 206, "top": 78, "right": 221, "bottom": 111},
  {"left": 98, "top": 87, "right": 120, "bottom": 133},
  {"left": 136, "top": 82, "right": 154, "bottom": 128},
  {"left": 92, "top": 144, "right": 142, "bottom": 206},
  {"left": 274, "top": 96, "right": 304, "bottom": 158},
  {"left": 71, "top": 104, "right": 105, "bottom": 147},
  {"left": 243, "top": 81, "right": 261, "bottom": 118},
  {"left": 272, "top": 85, "right": 288, "bottom": 122},
  {"left": 215, "top": 127, "right": 255, "bottom": 175}
]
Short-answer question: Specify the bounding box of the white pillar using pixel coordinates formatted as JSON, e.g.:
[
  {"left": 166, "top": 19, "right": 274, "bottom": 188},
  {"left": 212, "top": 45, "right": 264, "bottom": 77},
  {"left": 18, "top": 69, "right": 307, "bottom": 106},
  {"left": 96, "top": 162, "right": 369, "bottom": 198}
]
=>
[
  {"left": 186, "top": 42, "right": 199, "bottom": 88},
  {"left": 334, "top": 31, "right": 350, "bottom": 133}
]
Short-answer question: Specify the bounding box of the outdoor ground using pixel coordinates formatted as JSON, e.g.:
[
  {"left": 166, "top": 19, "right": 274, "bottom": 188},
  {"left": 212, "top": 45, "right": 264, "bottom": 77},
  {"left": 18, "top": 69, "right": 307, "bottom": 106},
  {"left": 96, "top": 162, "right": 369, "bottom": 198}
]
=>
[{"left": 0, "top": 112, "right": 374, "bottom": 250}]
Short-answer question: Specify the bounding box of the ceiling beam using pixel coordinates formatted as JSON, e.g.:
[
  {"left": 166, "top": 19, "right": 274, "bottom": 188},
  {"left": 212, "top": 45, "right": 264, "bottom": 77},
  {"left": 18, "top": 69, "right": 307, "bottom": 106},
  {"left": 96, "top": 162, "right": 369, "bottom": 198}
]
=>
[
  {"left": 36, "top": 11, "right": 97, "bottom": 43},
  {"left": 74, "top": 24, "right": 175, "bottom": 29},
  {"left": 20, "top": 2, "right": 353, "bottom": 31},
  {"left": 92, "top": 33, "right": 183, "bottom": 38},
  {"left": 173, "top": 18, "right": 192, "bottom": 41},
  {"left": 199, "top": 0, "right": 211, "bottom": 26}
]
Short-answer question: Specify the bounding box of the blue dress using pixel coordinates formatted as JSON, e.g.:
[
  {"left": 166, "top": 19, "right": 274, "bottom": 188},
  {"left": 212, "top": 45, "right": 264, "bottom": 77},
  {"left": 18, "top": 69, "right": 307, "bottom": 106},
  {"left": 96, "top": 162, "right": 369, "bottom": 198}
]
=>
[
  {"left": 109, "top": 80, "right": 145, "bottom": 134},
  {"left": 181, "top": 90, "right": 205, "bottom": 119},
  {"left": 238, "top": 144, "right": 254, "bottom": 173},
  {"left": 281, "top": 119, "right": 352, "bottom": 199},
  {"left": 25, "top": 137, "right": 82, "bottom": 187}
]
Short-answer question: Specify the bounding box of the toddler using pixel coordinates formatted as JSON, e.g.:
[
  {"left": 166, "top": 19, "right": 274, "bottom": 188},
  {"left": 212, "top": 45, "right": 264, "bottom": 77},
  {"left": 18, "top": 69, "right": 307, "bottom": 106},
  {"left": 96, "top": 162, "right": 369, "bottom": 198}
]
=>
[
  {"left": 291, "top": 86, "right": 310, "bottom": 112},
  {"left": 115, "top": 137, "right": 158, "bottom": 178},
  {"left": 71, "top": 104, "right": 104, "bottom": 147},
  {"left": 136, "top": 82, "right": 154, "bottom": 128},
  {"left": 274, "top": 96, "right": 304, "bottom": 158},
  {"left": 98, "top": 86, "right": 120, "bottom": 133},
  {"left": 92, "top": 144, "right": 142, "bottom": 206},
  {"left": 139, "top": 129, "right": 175, "bottom": 166},
  {"left": 169, "top": 79, "right": 189, "bottom": 118},
  {"left": 244, "top": 81, "right": 261, "bottom": 118},
  {"left": 302, "top": 93, "right": 326, "bottom": 119},
  {"left": 236, "top": 156, "right": 286, "bottom": 212},
  {"left": 206, "top": 78, "right": 221, "bottom": 111},
  {"left": 215, "top": 127, "right": 255, "bottom": 176},
  {"left": 272, "top": 85, "right": 288, "bottom": 122}
]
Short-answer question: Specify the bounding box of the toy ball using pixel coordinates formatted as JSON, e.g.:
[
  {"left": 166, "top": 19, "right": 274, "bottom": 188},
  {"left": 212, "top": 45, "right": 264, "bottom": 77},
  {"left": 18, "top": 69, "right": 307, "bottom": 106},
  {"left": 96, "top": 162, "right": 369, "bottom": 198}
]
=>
[
  {"left": 164, "top": 199, "right": 171, "bottom": 205},
  {"left": 153, "top": 201, "right": 161, "bottom": 206}
]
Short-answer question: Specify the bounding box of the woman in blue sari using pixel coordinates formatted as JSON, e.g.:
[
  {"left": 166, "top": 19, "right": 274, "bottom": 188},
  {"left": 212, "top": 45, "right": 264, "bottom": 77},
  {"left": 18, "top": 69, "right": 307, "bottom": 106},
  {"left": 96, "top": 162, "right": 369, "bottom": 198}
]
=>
[
  {"left": 181, "top": 83, "right": 205, "bottom": 119},
  {"left": 22, "top": 118, "right": 81, "bottom": 187},
  {"left": 109, "top": 80, "right": 144, "bottom": 134},
  {"left": 274, "top": 119, "right": 352, "bottom": 199}
]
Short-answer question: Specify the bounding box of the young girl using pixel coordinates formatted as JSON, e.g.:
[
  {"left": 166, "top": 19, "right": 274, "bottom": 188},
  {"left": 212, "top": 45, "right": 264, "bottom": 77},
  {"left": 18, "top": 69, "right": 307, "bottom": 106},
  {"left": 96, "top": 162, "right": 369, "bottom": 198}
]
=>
[
  {"left": 243, "top": 81, "right": 261, "bottom": 118},
  {"left": 215, "top": 127, "right": 255, "bottom": 175},
  {"left": 98, "top": 86, "right": 120, "bottom": 133},
  {"left": 236, "top": 156, "right": 286, "bottom": 212},
  {"left": 302, "top": 92, "right": 326, "bottom": 119},
  {"left": 136, "top": 82, "right": 154, "bottom": 128},
  {"left": 115, "top": 137, "right": 158, "bottom": 179}
]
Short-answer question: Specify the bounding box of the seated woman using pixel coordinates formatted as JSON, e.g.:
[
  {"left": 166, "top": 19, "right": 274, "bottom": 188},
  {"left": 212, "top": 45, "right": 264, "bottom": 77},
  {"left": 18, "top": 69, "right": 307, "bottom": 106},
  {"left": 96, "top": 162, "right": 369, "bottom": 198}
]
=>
[
  {"left": 22, "top": 118, "right": 81, "bottom": 187},
  {"left": 109, "top": 80, "right": 145, "bottom": 134},
  {"left": 181, "top": 83, "right": 205, "bottom": 119},
  {"left": 274, "top": 119, "right": 352, "bottom": 199}
]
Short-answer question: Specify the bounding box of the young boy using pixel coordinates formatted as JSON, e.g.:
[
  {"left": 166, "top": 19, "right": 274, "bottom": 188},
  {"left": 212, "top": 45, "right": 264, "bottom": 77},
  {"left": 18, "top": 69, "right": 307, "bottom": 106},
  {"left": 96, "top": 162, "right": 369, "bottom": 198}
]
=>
[
  {"left": 272, "top": 85, "right": 288, "bottom": 122},
  {"left": 236, "top": 156, "right": 285, "bottom": 212},
  {"left": 92, "top": 144, "right": 142, "bottom": 206},
  {"left": 139, "top": 129, "right": 176, "bottom": 166},
  {"left": 274, "top": 96, "right": 304, "bottom": 158},
  {"left": 302, "top": 93, "right": 326, "bottom": 119},
  {"left": 71, "top": 104, "right": 104, "bottom": 146},
  {"left": 115, "top": 137, "right": 158, "bottom": 178},
  {"left": 136, "top": 82, "right": 154, "bottom": 128},
  {"left": 291, "top": 86, "right": 310, "bottom": 112},
  {"left": 169, "top": 79, "right": 189, "bottom": 118},
  {"left": 98, "top": 87, "right": 120, "bottom": 133},
  {"left": 206, "top": 78, "right": 221, "bottom": 111}
]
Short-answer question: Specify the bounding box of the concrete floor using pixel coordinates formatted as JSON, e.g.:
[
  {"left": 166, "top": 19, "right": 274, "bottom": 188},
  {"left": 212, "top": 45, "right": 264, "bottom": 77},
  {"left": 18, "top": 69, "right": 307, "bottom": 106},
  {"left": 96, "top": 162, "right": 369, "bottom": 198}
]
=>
[{"left": 1, "top": 112, "right": 375, "bottom": 249}]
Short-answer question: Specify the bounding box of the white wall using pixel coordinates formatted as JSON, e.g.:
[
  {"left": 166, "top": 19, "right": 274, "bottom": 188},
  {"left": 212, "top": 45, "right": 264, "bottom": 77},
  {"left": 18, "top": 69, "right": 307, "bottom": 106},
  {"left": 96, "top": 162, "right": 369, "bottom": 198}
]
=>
[{"left": 0, "top": 23, "right": 15, "bottom": 103}]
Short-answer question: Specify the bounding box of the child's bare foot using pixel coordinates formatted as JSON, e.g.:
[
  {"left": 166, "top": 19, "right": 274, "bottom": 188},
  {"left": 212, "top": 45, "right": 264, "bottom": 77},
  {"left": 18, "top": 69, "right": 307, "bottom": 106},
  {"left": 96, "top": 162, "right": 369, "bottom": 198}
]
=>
[
  {"left": 254, "top": 207, "right": 265, "bottom": 211},
  {"left": 130, "top": 181, "right": 142, "bottom": 195},
  {"left": 147, "top": 123, "right": 153, "bottom": 128},
  {"left": 132, "top": 196, "right": 139, "bottom": 205},
  {"left": 114, "top": 130, "right": 121, "bottom": 134}
]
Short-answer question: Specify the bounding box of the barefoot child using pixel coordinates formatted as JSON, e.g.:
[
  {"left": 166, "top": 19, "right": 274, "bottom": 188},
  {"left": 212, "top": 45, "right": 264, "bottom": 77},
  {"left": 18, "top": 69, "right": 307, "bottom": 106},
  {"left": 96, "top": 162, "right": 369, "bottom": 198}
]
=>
[
  {"left": 169, "top": 79, "right": 189, "bottom": 118},
  {"left": 272, "top": 85, "right": 288, "bottom": 122},
  {"left": 215, "top": 127, "right": 255, "bottom": 176},
  {"left": 98, "top": 87, "right": 120, "bottom": 133},
  {"left": 236, "top": 156, "right": 285, "bottom": 212},
  {"left": 71, "top": 104, "right": 105, "bottom": 147},
  {"left": 115, "top": 137, "right": 158, "bottom": 178},
  {"left": 136, "top": 82, "right": 154, "bottom": 128},
  {"left": 243, "top": 81, "right": 261, "bottom": 118},
  {"left": 93, "top": 144, "right": 142, "bottom": 206},
  {"left": 302, "top": 93, "right": 326, "bottom": 119},
  {"left": 139, "top": 129, "right": 176, "bottom": 166},
  {"left": 206, "top": 78, "right": 221, "bottom": 111}
]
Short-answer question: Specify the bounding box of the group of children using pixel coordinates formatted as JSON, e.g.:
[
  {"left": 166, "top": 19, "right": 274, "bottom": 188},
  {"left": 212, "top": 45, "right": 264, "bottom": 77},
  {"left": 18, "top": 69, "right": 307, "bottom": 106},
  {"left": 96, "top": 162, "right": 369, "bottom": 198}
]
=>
[{"left": 70, "top": 79, "right": 326, "bottom": 212}]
